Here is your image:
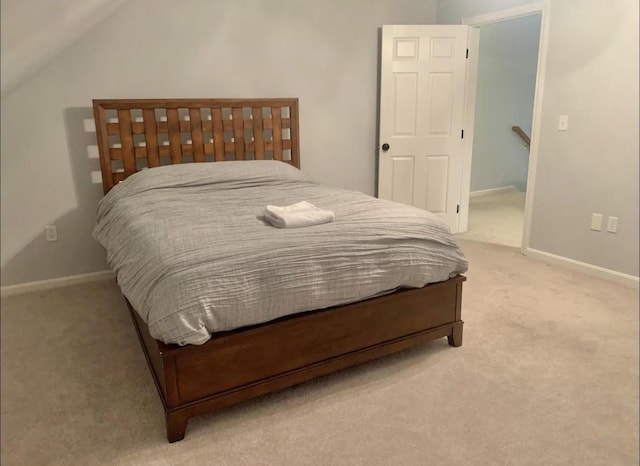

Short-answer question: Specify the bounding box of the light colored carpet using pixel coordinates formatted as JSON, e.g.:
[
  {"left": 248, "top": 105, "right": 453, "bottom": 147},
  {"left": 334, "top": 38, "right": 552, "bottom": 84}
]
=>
[
  {"left": 1, "top": 240, "right": 638, "bottom": 466},
  {"left": 456, "top": 190, "right": 526, "bottom": 248}
]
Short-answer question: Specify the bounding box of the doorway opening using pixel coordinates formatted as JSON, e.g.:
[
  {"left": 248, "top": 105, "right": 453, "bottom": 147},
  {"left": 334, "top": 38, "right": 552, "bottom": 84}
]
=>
[{"left": 457, "top": 13, "right": 542, "bottom": 248}]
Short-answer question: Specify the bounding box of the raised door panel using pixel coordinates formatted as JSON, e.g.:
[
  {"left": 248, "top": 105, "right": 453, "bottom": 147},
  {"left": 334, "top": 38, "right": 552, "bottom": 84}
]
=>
[{"left": 379, "top": 25, "right": 470, "bottom": 233}]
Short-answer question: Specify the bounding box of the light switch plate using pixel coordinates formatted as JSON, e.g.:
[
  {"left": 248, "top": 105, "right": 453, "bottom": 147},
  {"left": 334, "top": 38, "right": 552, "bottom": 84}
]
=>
[
  {"left": 607, "top": 216, "right": 618, "bottom": 233},
  {"left": 558, "top": 115, "right": 569, "bottom": 131},
  {"left": 590, "top": 213, "right": 603, "bottom": 231}
]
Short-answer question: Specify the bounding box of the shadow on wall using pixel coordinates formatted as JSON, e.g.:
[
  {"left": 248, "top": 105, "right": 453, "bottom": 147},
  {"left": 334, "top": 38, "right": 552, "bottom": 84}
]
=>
[{"left": 1, "top": 107, "right": 108, "bottom": 286}]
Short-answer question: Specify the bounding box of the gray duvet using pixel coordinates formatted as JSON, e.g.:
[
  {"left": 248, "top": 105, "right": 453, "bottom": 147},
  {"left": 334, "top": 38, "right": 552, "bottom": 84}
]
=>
[{"left": 93, "top": 161, "right": 468, "bottom": 345}]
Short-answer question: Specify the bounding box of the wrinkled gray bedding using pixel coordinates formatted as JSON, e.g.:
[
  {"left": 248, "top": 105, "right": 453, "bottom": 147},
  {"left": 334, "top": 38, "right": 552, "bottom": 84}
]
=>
[{"left": 94, "top": 161, "right": 468, "bottom": 345}]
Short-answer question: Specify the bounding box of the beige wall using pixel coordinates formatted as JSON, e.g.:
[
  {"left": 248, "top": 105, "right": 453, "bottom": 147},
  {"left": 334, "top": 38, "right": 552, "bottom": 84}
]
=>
[
  {"left": 439, "top": 0, "right": 639, "bottom": 277},
  {"left": 4, "top": 0, "right": 637, "bottom": 286},
  {"left": 0, "top": 0, "right": 128, "bottom": 95},
  {"left": 0, "top": 0, "right": 437, "bottom": 285}
]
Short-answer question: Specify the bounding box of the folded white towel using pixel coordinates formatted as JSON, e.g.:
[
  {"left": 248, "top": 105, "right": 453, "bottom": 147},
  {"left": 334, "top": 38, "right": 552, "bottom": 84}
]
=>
[{"left": 264, "top": 201, "right": 335, "bottom": 228}]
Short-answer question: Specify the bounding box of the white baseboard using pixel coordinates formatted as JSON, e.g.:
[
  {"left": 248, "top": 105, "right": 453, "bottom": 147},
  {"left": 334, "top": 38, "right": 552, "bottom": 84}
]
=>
[
  {"left": 4, "top": 248, "right": 637, "bottom": 296},
  {"left": 524, "top": 248, "right": 639, "bottom": 290},
  {"left": 1, "top": 270, "right": 115, "bottom": 297},
  {"left": 470, "top": 186, "right": 518, "bottom": 198}
]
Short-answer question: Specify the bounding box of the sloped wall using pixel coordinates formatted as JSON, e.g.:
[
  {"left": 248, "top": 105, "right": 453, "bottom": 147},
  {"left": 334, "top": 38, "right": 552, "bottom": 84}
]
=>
[
  {"left": 1, "top": 0, "right": 437, "bottom": 285},
  {"left": 1, "top": 0, "right": 128, "bottom": 95}
]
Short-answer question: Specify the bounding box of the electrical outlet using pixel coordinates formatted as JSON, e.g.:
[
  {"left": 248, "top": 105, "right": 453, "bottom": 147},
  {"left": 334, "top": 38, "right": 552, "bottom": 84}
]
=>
[
  {"left": 45, "top": 225, "right": 57, "bottom": 242},
  {"left": 607, "top": 216, "right": 618, "bottom": 233},
  {"left": 590, "top": 213, "right": 603, "bottom": 231}
]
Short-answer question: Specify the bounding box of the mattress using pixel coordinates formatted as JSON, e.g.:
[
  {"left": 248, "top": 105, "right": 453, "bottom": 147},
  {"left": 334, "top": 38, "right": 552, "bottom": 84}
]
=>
[{"left": 93, "top": 161, "right": 468, "bottom": 345}]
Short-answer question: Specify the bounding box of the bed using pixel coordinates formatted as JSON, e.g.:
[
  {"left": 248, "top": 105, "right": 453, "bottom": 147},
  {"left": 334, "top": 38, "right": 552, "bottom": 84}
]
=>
[{"left": 92, "top": 98, "right": 468, "bottom": 442}]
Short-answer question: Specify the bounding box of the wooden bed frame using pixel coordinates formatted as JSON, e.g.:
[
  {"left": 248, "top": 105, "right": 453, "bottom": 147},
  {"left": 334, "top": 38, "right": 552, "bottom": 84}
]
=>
[{"left": 93, "top": 98, "right": 465, "bottom": 442}]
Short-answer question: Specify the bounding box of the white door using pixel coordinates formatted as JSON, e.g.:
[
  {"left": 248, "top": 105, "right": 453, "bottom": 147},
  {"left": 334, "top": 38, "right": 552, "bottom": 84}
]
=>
[{"left": 378, "top": 25, "right": 477, "bottom": 233}]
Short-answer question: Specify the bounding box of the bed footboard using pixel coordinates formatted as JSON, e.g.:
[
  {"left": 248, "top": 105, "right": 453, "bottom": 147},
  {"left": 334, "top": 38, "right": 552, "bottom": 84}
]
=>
[{"left": 127, "top": 275, "right": 465, "bottom": 442}]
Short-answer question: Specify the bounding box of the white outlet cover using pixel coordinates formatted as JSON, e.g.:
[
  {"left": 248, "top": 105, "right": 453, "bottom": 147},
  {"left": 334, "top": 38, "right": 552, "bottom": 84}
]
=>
[
  {"left": 607, "top": 216, "right": 618, "bottom": 233},
  {"left": 45, "top": 225, "right": 57, "bottom": 241},
  {"left": 590, "top": 213, "right": 603, "bottom": 231}
]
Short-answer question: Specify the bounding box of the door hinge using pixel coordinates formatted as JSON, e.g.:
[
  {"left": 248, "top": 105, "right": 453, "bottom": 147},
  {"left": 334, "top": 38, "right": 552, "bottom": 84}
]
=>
[
  {"left": 466, "top": 48, "right": 469, "bottom": 59},
  {"left": 456, "top": 204, "right": 460, "bottom": 214},
  {"left": 461, "top": 129, "right": 464, "bottom": 139}
]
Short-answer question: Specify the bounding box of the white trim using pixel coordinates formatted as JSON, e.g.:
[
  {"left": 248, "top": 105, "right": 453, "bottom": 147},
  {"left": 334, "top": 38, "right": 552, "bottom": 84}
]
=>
[
  {"left": 525, "top": 248, "right": 639, "bottom": 290},
  {"left": 458, "top": 26, "right": 480, "bottom": 233},
  {"left": 1, "top": 270, "right": 114, "bottom": 297},
  {"left": 460, "top": 1, "right": 550, "bottom": 257},
  {"left": 470, "top": 186, "right": 518, "bottom": 198},
  {"left": 521, "top": 2, "right": 550, "bottom": 255},
  {"left": 461, "top": 2, "right": 544, "bottom": 26}
]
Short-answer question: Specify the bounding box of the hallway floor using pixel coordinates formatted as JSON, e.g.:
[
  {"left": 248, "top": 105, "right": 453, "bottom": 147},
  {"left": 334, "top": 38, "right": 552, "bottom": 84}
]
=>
[{"left": 456, "top": 190, "right": 526, "bottom": 248}]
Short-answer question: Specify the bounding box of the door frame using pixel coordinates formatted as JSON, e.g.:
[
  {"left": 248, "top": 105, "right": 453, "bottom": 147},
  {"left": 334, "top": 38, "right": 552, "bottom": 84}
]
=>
[{"left": 461, "top": 1, "right": 550, "bottom": 254}]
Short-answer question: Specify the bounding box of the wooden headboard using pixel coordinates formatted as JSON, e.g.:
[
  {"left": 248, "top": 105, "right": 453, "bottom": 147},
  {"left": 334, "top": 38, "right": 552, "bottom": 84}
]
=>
[{"left": 92, "top": 98, "right": 300, "bottom": 193}]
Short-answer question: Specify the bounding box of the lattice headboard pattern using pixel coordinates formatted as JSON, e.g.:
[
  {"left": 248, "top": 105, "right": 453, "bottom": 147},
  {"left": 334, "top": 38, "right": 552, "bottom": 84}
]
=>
[{"left": 92, "top": 98, "right": 300, "bottom": 193}]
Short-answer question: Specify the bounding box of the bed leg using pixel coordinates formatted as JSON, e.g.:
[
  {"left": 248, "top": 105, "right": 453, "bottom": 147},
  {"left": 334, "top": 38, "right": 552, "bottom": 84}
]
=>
[
  {"left": 166, "top": 411, "right": 189, "bottom": 443},
  {"left": 447, "top": 324, "right": 463, "bottom": 347}
]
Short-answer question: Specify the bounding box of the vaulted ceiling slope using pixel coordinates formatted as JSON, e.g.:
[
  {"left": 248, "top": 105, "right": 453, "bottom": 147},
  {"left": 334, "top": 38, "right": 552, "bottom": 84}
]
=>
[{"left": 1, "top": 0, "right": 128, "bottom": 96}]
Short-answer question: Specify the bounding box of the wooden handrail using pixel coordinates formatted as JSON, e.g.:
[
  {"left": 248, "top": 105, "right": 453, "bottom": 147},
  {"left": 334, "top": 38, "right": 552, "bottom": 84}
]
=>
[{"left": 512, "top": 126, "right": 531, "bottom": 146}]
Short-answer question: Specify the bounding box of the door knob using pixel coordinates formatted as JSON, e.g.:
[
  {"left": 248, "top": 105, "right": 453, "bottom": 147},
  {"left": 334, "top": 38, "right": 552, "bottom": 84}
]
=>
[{"left": 381, "top": 143, "right": 390, "bottom": 152}]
